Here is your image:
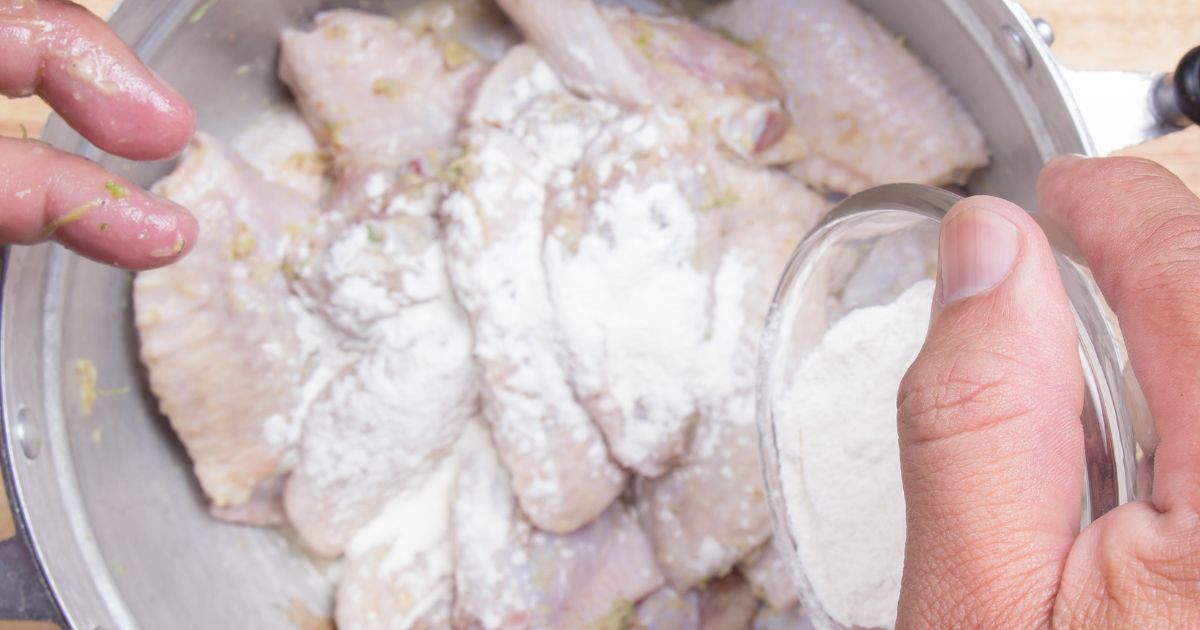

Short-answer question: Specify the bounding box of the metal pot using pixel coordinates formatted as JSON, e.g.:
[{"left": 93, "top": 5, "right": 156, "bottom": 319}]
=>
[{"left": 1, "top": 0, "right": 1195, "bottom": 628}]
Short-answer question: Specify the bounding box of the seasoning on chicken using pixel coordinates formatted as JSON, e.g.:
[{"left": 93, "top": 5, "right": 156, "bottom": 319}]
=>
[
  {"left": 493, "top": 0, "right": 803, "bottom": 165},
  {"left": 279, "top": 9, "right": 488, "bottom": 168},
  {"left": 276, "top": 8, "right": 486, "bottom": 557},
  {"left": 281, "top": 184, "right": 478, "bottom": 556},
  {"left": 542, "top": 109, "right": 715, "bottom": 478},
  {"left": 452, "top": 421, "right": 664, "bottom": 629},
  {"left": 441, "top": 45, "right": 627, "bottom": 533},
  {"left": 134, "top": 133, "right": 319, "bottom": 520},
  {"left": 233, "top": 105, "right": 328, "bottom": 203},
  {"left": 704, "top": 0, "right": 989, "bottom": 193}
]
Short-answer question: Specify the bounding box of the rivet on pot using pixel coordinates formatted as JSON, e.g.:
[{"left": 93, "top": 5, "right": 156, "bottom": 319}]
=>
[
  {"left": 1000, "top": 25, "right": 1033, "bottom": 69},
  {"left": 15, "top": 406, "right": 41, "bottom": 460},
  {"left": 1033, "top": 18, "right": 1055, "bottom": 46}
]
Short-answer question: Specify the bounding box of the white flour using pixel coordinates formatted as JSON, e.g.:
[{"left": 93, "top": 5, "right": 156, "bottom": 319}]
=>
[{"left": 778, "top": 279, "right": 934, "bottom": 629}]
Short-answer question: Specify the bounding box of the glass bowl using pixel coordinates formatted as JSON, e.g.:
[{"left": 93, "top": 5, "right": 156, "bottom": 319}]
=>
[{"left": 755, "top": 183, "right": 1150, "bottom": 630}]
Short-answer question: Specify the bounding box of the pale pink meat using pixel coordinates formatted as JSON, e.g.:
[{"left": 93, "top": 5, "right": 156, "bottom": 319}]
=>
[
  {"left": 233, "top": 105, "right": 328, "bottom": 204},
  {"left": 452, "top": 422, "right": 663, "bottom": 630},
  {"left": 635, "top": 160, "right": 831, "bottom": 589},
  {"left": 334, "top": 455, "right": 459, "bottom": 630},
  {"left": 704, "top": 0, "right": 988, "bottom": 193},
  {"left": 740, "top": 543, "right": 800, "bottom": 612},
  {"left": 279, "top": 9, "right": 487, "bottom": 168},
  {"left": 275, "top": 9, "right": 484, "bottom": 558},
  {"left": 134, "top": 134, "right": 319, "bottom": 514},
  {"left": 282, "top": 167, "right": 477, "bottom": 558},
  {"left": 493, "top": 0, "right": 802, "bottom": 164},
  {"left": 633, "top": 588, "right": 700, "bottom": 630},
  {"left": 441, "top": 46, "right": 628, "bottom": 533}
]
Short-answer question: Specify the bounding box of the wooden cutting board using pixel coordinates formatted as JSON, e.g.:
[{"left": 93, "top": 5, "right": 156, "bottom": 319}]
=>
[{"left": 0, "top": 1, "right": 1196, "bottom": 628}]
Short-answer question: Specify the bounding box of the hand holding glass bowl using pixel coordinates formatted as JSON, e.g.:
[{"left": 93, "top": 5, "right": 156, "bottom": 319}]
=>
[{"left": 759, "top": 155, "right": 1200, "bottom": 628}]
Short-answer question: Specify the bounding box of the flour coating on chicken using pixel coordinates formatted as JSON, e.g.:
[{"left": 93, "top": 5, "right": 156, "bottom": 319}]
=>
[
  {"left": 441, "top": 46, "right": 628, "bottom": 534},
  {"left": 138, "top": 2, "right": 992, "bottom": 628}
]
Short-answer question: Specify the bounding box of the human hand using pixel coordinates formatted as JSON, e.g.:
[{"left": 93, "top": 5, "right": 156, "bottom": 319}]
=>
[
  {"left": 894, "top": 155, "right": 1200, "bottom": 628},
  {"left": 1, "top": 0, "right": 197, "bottom": 269}
]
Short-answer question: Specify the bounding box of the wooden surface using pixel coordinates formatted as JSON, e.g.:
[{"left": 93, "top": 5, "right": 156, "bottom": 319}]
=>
[{"left": 0, "top": 0, "right": 1197, "bottom": 628}]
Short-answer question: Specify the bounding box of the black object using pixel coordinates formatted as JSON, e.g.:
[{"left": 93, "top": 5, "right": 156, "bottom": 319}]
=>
[{"left": 1175, "top": 46, "right": 1200, "bottom": 126}]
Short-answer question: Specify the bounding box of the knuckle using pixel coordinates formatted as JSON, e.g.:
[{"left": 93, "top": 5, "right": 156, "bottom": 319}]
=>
[
  {"left": 1126, "top": 213, "right": 1200, "bottom": 316},
  {"left": 897, "top": 347, "right": 1033, "bottom": 448},
  {"left": 1059, "top": 509, "right": 1200, "bottom": 628}
]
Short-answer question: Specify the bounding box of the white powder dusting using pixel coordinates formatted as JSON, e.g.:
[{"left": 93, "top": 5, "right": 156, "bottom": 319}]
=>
[
  {"left": 778, "top": 279, "right": 934, "bottom": 630},
  {"left": 543, "top": 109, "right": 714, "bottom": 476},
  {"left": 280, "top": 174, "right": 480, "bottom": 555},
  {"left": 440, "top": 46, "right": 627, "bottom": 531}
]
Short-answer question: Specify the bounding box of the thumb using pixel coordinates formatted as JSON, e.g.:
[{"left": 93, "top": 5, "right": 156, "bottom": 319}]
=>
[{"left": 895, "top": 196, "right": 1085, "bottom": 627}]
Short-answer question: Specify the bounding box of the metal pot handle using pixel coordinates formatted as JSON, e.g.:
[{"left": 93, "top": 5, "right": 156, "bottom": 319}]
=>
[
  {"left": 0, "top": 534, "right": 59, "bottom": 622},
  {"left": 1063, "top": 44, "right": 1200, "bottom": 156}
]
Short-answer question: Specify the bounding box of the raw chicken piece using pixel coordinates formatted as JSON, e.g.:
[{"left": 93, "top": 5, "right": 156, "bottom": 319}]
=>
[
  {"left": 335, "top": 456, "right": 459, "bottom": 630},
  {"left": 752, "top": 606, "right": 813, "bottom": 630},
  {"left": 452, "top": 421, "right": 664, "bottom": 629},
  {"left": 542, "top": 109, "right": 714, "bottom": 477},
  {"left": 233, "top": 106, "right": 328, "bottom": 203},
  {"left": 278, "top": 6, "right": 488, "bottom": 556},
  {"left": 441, "top": 46, "right": 627, "bottom": 533},
  {"left": 134, "top": 134, "right": 318, "bottom": 514},
  {"left": 494, "top": 0, "right": 801, "bottom": 164},
  {"left": 704, "top": 0, "right": 988, "bottom": 193},
  {"left": 540, "top": 53, "right": 829, "bottom": 478},
  {"left": 637, "top": 408, "right": 768, "bottom": 591},
  {"left": 632, "top": 588, "right": 700, "bottom": 630},
  {"left": 279, "top": 9, "right": 488, "bottom": 167},
  {"left": 396, "top": 0, "right": 521, "bottom": 62},
  {"left": 739, "top": 543, "right": 800, "bottom": 612},
  {"left": 630, "top": 162, "right": 829, "bottom": 588},
  {"left": 283, "top": 176, "right": 478, "bottom": 557},
  {"left": 697, "top": 573, "right": 760, "bottom": 630}
]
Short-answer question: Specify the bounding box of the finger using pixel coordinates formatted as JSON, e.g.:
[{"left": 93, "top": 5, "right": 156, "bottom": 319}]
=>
[
  {"left": 896, "top": 197, "right": 1085, "bottom": 627},
  {"left": 0, "top": 136, "right": 196, "bottom": 269},
  {"left": 0, "top": 0, "right": 194, "bottom": 160},
  {"left": 1039, "top": 155, "right": 1200, "bottom": 513}
]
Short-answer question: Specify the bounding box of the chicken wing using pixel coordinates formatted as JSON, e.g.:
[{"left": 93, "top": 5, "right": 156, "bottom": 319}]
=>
[
  {"left": 283, "top": 175, "right": 478, "bottom": 557},
  {"left": 635, "top": 159, "right": 830, "bottom": 590},
  {"left": 452, "top": 421, "right": 663, "bottom": 629},
  {"left": 704, "top": 0, "right": 988, "bottom": 193},
  {"left": 279, "top": 9, "right": 488, "bottom": 168},
  {"left": 233, "top": 105, "right": 328, "bottom": 204},
  {"left": 441, "top": 45, "right": 627, "bottom": 533},
  {"left": 134, "top": 134, "right": 319, "bottom": 515},
  {"left": 335, "top": 455, "right": 459, "bottom": 630},
  {"left": 494, "top": 0, "right": 801, "bottom": 165}
]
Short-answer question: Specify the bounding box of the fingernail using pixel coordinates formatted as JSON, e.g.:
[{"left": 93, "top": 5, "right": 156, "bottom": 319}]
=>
[{"left": 939, "top": 206, "right": 1021, "bottom": 304}]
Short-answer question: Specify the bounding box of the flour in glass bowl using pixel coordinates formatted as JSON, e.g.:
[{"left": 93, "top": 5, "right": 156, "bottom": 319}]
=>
[{"left": 776, "top": 279, "right": 934, "bottom": 630}]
